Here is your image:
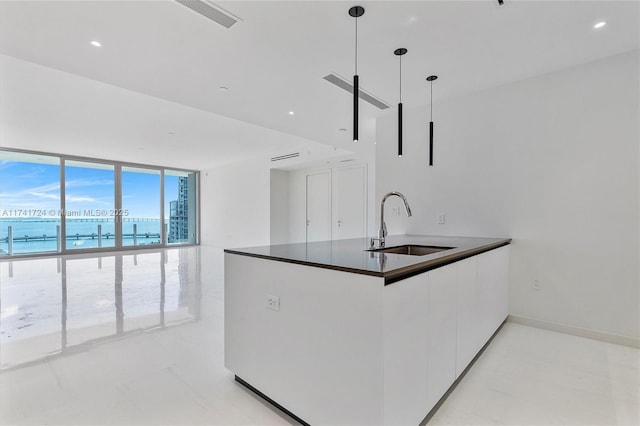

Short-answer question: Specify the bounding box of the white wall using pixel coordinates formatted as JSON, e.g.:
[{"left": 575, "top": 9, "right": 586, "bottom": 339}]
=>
[
  {"left": 288, "top": 167, "right": 308, "bottom": 243},
  {"left": 270, "top": 169, "right": 290, "bottom": 244},
  {"left": 376, "top": 50, "right": 639, "bottom": 341},
  {"left": 200, "top": 157, "right": 271, "bottom": 249}
]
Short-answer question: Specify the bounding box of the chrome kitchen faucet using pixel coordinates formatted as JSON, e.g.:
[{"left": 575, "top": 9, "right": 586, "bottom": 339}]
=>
[{"left": 370, "top": 191, "right": 412, "bottom": 248}]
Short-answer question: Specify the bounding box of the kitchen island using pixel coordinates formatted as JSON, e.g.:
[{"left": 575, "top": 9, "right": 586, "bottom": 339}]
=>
[{"left": 225, "top": 235, "right": 511, "bottom": 425}]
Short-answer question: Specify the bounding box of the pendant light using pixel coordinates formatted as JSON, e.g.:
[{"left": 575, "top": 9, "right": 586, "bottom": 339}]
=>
[
  {"left": 395, "top": 48, "right": 407, "bottom": 157},
  {"left": 426, "top": 75, "right": 438, "bottom": 166},
  {"left": 349, "top": 6, "right": 364, "bottom": 143}
]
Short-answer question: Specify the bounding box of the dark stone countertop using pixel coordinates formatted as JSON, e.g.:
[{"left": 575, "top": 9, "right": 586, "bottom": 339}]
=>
[{"left": 224, "top": 234, "right": 511, "bottom": 285}]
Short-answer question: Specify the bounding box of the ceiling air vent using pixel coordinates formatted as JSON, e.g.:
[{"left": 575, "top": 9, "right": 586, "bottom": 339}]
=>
[
  {"left": 175, "top": 0, "right": 239, "bottom": 28},
  {"left": 271, "top": 153, "right": 300, "bottom": 162},
  {"left": 323, "top": 73, "right": 391, "bottom": 110}
]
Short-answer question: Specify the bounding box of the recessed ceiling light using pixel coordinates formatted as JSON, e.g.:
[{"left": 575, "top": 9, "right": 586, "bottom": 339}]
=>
[
  {"left": 167, "top": 132, "right": 175, "bottom": 136},
  {"left": 219, "top": 86, "right": 228, "bottom": 92},
  {"left": 90, "top": 40, "right": 102, "bottom": 47},
  {"left": 289, "top": 111, "right": 295, "bottom": 115},
  {"left": 339, "top": 128, "right": 347, "bottom": 132},
  {"left": 594, "top": 21, "right": 606, "bottom": 29}
]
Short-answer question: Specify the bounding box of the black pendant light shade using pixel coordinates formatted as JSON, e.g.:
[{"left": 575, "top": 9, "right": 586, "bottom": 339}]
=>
[
  {"left": 349, "top": 6, "right": 365, "bottom": 143},
  {"left": 395, "top": 48, "right": 407, "bottom": 157},
  {"left": 353, "top": 74, "right": 359, "bottom": 142},
  {"left": 429, "top": 120, "right": 434, "bottom": 165},
  {"left": 427, "top": 75, "right": 438, "bottom": 166},
  {"left": 398, "top": 103, "right": 403, "bottom": 156}
]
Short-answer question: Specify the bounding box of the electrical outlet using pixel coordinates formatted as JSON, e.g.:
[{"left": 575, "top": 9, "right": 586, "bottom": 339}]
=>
[
  {"left": 438, "top": 214, "right": 446, "bottom": 224},
  {"left": 266, "top": 294, "right": 280, "bottom": 311},
  {"left": 532, "top": 279, "right": 542, "bottom": 291}
]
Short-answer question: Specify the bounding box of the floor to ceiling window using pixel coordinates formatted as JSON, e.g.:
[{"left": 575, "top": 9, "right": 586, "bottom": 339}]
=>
[
  {"left": 0, "top": 149, "right": 199, "bottom": 257},
  {"left": 0, "top": 151, "right": 61, "bottom": 256},
  {"left": 121, "top": 167, "right": 161, "bottom": 247},
  {"left": 164, "top": 170, "right": 197, "bottom": 245},
  {"left": 64, "top": 160, "right": 115, "bottom": 251}
]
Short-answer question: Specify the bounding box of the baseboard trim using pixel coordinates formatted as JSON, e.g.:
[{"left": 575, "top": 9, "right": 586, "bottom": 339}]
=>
[{"left": 507, "top": 315, "right": 639, "bottom": 349}]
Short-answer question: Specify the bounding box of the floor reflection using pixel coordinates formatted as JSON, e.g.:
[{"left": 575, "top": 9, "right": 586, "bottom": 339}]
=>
[{"left": 0, "top": 247, "right": 201, "bottom": 370}]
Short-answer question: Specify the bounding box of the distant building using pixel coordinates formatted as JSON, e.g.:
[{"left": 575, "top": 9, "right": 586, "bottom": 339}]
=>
[{"left": 168, "top": 177, "right": 189, "bottom": 243}]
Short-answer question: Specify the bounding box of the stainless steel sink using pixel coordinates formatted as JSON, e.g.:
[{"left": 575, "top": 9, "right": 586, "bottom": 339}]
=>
[{"left": 367, "top": 244, "right": 455, "bottom": 256}]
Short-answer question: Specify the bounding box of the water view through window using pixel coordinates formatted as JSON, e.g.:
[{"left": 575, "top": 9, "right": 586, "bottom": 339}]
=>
[
  {"left": 0, "top": 150, "right": 198, "bottom": 256},
  {"left": 122, "top": 167, "right": 161, "bottom": 247},
  {"left": 65, "top": 160, "right": 115, "bottom": 251},
  {"left": 0, "top": 151, "right": 61, "bottom": 255}
]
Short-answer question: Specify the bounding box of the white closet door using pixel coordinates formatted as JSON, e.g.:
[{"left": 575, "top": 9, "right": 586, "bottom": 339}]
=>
[
  {"left": 306, "top": 171, "right": 331, "bottom": 242},
  {"left": 333, "top": 165, "right": 367, "bottom": 240}
]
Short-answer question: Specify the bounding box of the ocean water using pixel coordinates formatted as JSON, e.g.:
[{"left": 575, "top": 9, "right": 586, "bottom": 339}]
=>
[{"left": 0, "top": 219, "right": 165, "bottom": 254}]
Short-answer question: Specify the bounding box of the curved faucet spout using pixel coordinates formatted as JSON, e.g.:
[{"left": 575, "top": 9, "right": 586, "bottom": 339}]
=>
[
  {"left": 375, "top": 191, "right": 412, "bottom": 248},
  {"left": 382, "top": 191, "right": 412, "bottom": 217}
]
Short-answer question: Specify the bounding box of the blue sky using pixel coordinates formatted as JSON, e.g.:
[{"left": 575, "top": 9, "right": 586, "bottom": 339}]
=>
[{"left": 0, "top": 160, "right": 181, "bottom": 219}]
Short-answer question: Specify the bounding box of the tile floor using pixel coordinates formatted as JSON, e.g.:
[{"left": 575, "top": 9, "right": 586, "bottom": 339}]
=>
[{"left": 1, "top": 246, "right": 638, "bottom": 425}]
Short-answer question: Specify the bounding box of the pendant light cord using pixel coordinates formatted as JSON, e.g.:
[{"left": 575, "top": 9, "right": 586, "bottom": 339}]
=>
[
  {"left": 430, "top": 81, "right": 433, "bottom": 121},
  {"left": 399, "top": 55, "right": 402, "bottom": 102},
  {"left": 355, "top": 16, "right": 358, "bottom": 74}
]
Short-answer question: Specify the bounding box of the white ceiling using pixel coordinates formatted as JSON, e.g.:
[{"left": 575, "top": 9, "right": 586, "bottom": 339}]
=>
[
  {"left": 0, "top": 54, "right": 350, "bottom": 170},
  {"left": 1, "top": 0, "right": 638, "bottom": 169}
]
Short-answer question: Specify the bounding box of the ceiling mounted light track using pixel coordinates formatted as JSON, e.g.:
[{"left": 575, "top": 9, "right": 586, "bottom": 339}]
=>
[
  {"left": 395, "top": 48, "right": 407, "bottom": 157},
  {"left": 426, "top": 75, "right": 438, "bottom": 166},
  {"left": 349, "top": 6, "right": 365, "bottom": 143}
]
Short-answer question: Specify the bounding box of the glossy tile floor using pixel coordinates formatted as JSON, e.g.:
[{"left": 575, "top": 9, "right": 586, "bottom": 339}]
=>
[{"left": 1, "top": 246, "right": 638, "bottom": 425}]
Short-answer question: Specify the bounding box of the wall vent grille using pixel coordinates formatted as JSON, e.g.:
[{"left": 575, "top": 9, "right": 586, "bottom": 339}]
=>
[{"left": 271, "top": 153, "right": 300, "bottom": 162}]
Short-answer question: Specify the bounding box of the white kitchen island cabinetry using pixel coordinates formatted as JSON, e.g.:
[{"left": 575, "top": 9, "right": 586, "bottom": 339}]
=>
[{"left": 225, "top": 235, "right": 510, "bottom": 425}]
